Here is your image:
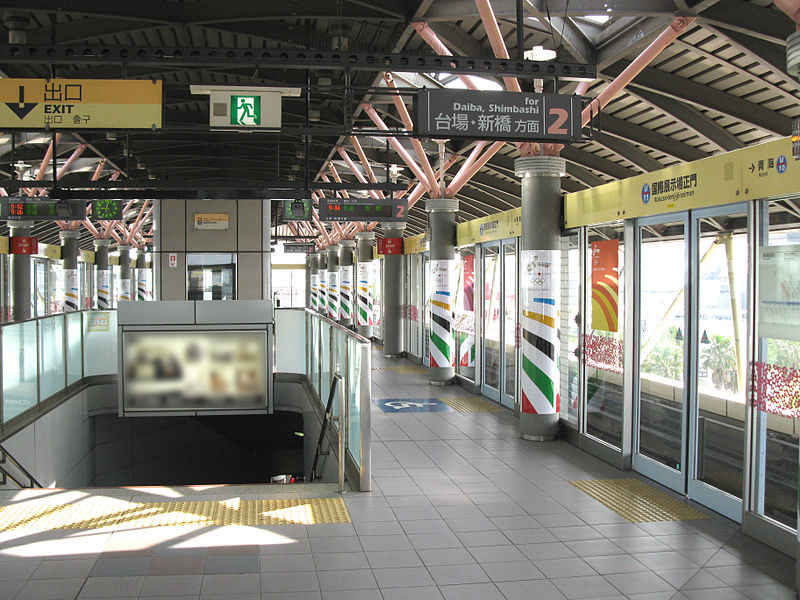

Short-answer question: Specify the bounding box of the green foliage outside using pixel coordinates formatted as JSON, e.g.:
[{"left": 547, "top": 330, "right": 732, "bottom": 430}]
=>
[{"left": 641, "top": 326, "right": 683, "bottom": 380}]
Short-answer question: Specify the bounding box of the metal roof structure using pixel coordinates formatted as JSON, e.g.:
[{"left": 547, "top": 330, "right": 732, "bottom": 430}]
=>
[{"left": 0, "top": 0, "right": 798, "bottom": 247}]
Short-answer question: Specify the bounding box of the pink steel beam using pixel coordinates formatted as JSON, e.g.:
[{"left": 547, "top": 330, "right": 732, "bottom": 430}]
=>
[
  {"left": 411, "top": 22, "right": 481, "bottom": 90},
  {"left": 349, "top": 136, "right": 385, "bottom": 199},
  {"left": 775, "top": 0, "right": 800, "bottom": 26},
  {"left": 26, "top": 133, "right": 62, "bottom": 196},
  {"left": 383, "top": 73, "right": 439, "bottom": 192},
  {"left": 581, "top": 16, "right": 695, "bottom": 126},
  {"left": 474, "top": 0, "right": 522, "bottom": 92},
  {"left": 362, "top": 103, "right": 435, "bottom": 194},
  {"left": 126, "top": 200, "right": 152, "bottom": 245},
  {"left": 446, "top": 141, "right": 506, "bottom": 197},
  {"left": 337, "top": 147, "right": 381, "bottom": 200}
]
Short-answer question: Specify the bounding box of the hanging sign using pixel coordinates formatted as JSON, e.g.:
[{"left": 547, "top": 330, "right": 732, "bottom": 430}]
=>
[
  {"left": 284, "top": 243, "right": 316, "bottom": 253},
  {"left": 1, "top": 198, "right": 86, "bottom": 221},
  {"left": 793, "top": 119, "right": 800, "bottom": 161},
  {"left": 591, "top": 239, "right": 619, "bottom": 332},
  {"left": 0, "top": 78, "right": 162, "bottom": 129},
  {"left": 319, "top": 198, "right": 407, "bottom": 222},
  {"left": 415, "top": 89, "right": 584, "bottom": 142}
]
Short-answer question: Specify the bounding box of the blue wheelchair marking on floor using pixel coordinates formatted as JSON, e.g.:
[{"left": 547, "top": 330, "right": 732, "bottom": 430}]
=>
[{"left": 375, "top": 398, "right": 453, "bottom": 412}]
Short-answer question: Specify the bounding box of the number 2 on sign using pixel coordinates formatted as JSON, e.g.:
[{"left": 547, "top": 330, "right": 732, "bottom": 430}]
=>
[
  {"left": 395, "top": 203, "right": 405, "bottom": 218},
  {"left": 547, "top": 108, "right": 569, "bottom": 135}
]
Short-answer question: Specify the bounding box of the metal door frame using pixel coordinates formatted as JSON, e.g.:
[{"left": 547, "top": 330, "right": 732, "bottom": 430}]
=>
[{"left": 500, "top": 239, "right": 518, "bottom": 408}]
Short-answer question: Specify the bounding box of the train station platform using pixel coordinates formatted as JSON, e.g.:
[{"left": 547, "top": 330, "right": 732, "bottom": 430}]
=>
[{"left": 0, "top": 346, "right": 793, "bottom": 600}]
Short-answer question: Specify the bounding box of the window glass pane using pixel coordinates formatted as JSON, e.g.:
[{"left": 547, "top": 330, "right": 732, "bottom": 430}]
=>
[
  {"left": 753, "top": 198, "right": 800, "bottom": 529},
  {"left": 39, "top": 316, "right": 65, "bottom": 398},
  {"left": 585, "top": 224, "right": 624, "bottom": 447},
  {"left": 560, "top": 233, "right": 580, "bottom": 424},
  {"left": 3, "top": 320, "right": 38, "bottom": 421},
  {"left": 187, "top": 253, "right": 236, "bottom": 300},
  {"left": 454, "top": 247, "right": 476, "bottom": 381},
  {"left": 503, "top": 243, "right": 516, "bottom": 397}
]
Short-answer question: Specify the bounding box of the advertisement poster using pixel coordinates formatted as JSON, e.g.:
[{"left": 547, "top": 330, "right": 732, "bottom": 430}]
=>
[
  {"left": 327, "top": 270, "right": 339, "bottom": 319},
  {"left": 759, "top": 244, "right": 800, "bottom": 341},
  {"left": 97, "top": 270, "right": 110, "bottom": 308},
  {"left": 357, "top": 263, "right": 372, "bottom": 326},
  {"left": 119, "top": 278, "right": 132, "bottom": 302},
  {"left": 318, "top": 270, "right": 327, "bottom": 313},
  {"left": 340, "top": 265, "right": 353, "bottom": 320},
  {"left": 64, "top": 268, "right": 79, "bottom": 311},
  {"left": 310, "top": 273, "right": 318, "bottom": 309},
  {"left": 591, "top": 239, "right": 619, "bottom": 332}
]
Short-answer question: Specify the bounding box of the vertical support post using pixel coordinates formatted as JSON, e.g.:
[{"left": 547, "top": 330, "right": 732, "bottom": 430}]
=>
[
  {"left": 305, "top": 253, "right": 314, "bottom": 309},
  {"left": 118, "top": 245, "right": 133, "bottom": 302},
  {"left": 355, "top": 232, "right": 375, "bottom": 339},
  {"left": 93, "top": 239, "right": 110, "bottom": 309},
  {"left": 339, "top": 240, "right": 355, "bottom": 327},
  {"left": 515, "top": 156, "right": 567, "bottom": 441},
  {"left": 426, "top": 198, "right": 458, "bottom": 385},
  {"left": 60, "top": 230, "right": 80, "bottom": 312},
  {"left": 135, "top": 251, "right": 148, "bottom": 301},
  {"left": 9, "top": 220, "right": 34, "bottom": 321},
  {"left": 326, "top": 245, "right": 339, "bottom": 320},
  {"left": 318, "top": 251, "right": 328, "bottom": 315},
  {"left": 382, "top": 223, "right": 405, "bottom": 357}
]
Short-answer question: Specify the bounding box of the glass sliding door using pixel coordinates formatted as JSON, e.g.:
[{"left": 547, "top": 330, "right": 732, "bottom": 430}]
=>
[
  {"left": 423, "top": 253, "right": 431, "bottom": 367},
  {"left": 635, "top": 215, "right": 688, "bottom": 491},
  {"left": 482, "top": 243, "right": 501, "bottom": 401},
  {"left": 502, "top": 241, "right": 517, "bottom": 407},
  {"left": 687, "top": 204, "right": 748, "bottom": 521}
]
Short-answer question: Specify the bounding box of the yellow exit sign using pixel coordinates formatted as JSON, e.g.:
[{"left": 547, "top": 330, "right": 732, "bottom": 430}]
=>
[{"left": 0, "top": 78, "right": 162, "bottom": 129}]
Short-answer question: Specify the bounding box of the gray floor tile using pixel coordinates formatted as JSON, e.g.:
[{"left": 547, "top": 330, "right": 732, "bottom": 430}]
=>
[
  {"left": 261, "top": 571, "right": 320, "bottom": 593},
  {"left": 604, "top": 571, "right": 675, "bottom": 595},
  {"left": 366, "top": 550, "right": 423, "bottom": 569},
  {"left": 583, "top": 554, "right": 648, "bottom": 575},
  {"left": 31, "top": 558, "right": 95, "bottom": 580},
  {"left": 313, "top": 552, "right": 369, "bottom": 571},
  {"left": 260, "top": 553, "right": 315, "bottom": 572},
  {"left": 536, "top": 557, "right": 596, "bottom": 578},
  {"left": 148, "top": 555, "right": 205, "bottom": 575},
  {"left": 310, "top": 536, "right": 363, "bottom": 554},
  {"left": 380, "top": 586, "right": 445, "bottom": 600},
  {"left": 427, "top": 563, "right": 490, "bottom": 585},
  {"left": 317, "top": 568, "right": 377, "bottom": 591},
  {"left": 89, "top": 557, "right": 150, "bottom": 577},
  {"left": 373, "top": 566, "right": 434, "bottom": 588},
  {"left": 408, "top": 532, "right": 462, "bottom": 550},
  {"left": 467, "top": 544, "right": 526, "bottom": 563},
  {"left": 439, "top": 582, "right": 505, "bottom": 600},
  {"left": 204, "top": 554, "right": 260, "bottom": 573},
  {"left": 139, "top": 574, "right": 203, "bottom": 597},
  {"left": 15, "top": 577, "right": 84, "bottom": 600},
  {"left": 551, "top": 575, "right": 622, "bottom": 599},
  {"left": 416, "top": 548, "right": 476, "bottom": 566},
  {"left": 320, "top": 590, "right": 382, "bottom": 600},
  {"left": 497, "top": 579, "right": 566, "bottom": 600},
  {"left": 200, "top": 573, "right": 260, "bottom": 595},
  {"left": 481, "top": 560, "right": 544, "bottom": 582},
  {"left": 78, "top": 576, "right": 145, "bottom": 598},
  {"left": 261, "top": 593, "right": 321, "bottom": 600},
  {"left": 0, "top": 560, "right": 41, "bottom": 581},
  {"left": 454, "top": 530, "right": 510, "bottom": 547}
]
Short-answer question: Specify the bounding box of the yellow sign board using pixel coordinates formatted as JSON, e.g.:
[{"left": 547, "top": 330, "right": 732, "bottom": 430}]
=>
[
  {"left": 42, "top": 243, "right": 60, "bottom": 260},
  {"left": 0, "top": 78, "right": 162, "bottom": 129},
  {"left": 194, "top": 213, "right": 229, "bottom": 230},
  {"left": 740, "top": 138, "right": 796, "bottom": 200},
  {"left": 404, "top": 234, "right": 427, "bottom": 254},
  {"left": 457, "top": 208, "right": 521, "bottom": 246}
]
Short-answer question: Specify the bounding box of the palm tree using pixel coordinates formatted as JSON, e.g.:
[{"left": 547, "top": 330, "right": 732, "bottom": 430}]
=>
[{"left": 701, "top": 334, "right": 738, "bottom": 392}]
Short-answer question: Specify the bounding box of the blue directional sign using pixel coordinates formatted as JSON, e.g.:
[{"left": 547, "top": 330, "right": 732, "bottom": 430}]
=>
[{"left": 375, "top": 398, "right": 453, "bottom": 413}]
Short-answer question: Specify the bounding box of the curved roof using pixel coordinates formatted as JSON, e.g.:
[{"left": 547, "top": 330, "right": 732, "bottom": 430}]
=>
[{"left": 1, "top": 0, "right": 798, "bottom": 246}]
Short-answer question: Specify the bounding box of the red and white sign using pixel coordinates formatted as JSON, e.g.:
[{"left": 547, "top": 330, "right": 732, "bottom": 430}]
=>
[
  {"left": 10, "top": 236, "right": 38, "bottom": 254},
  {"left": 168, "top": 253, "right": 177, "bottom": 268},
  {"left": 377, "top": 237, "right": 403, "bottom": 255}
]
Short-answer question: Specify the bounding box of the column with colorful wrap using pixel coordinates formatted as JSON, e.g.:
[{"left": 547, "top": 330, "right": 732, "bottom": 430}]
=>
[
  {"left": 60, "top": 231, "right": 80, "bottom": 311},
  {"left": 521, "top": 250, "right": 560, "bottom": 416},
  {"left": 338, "top": 240, "right": 355, "bottom": 325},
  {"left": 94, "top": 239, "right": 110, "bottom": 309},
  {"left": 136, "top": 252, "right": 148, "bottom": 301},
  {"left": 355, "top": 232, "right": 374, "bottom": 339},
  {"left": 309, "top": 253, "right": 319, "bottom": 310},
  {"left": 429, "top": 259, "right": 455, "bottom": 369},
  {"left": 515, "top": 155, "right": 566, "bottom": 440},
  {"left": 326, "top": 245, "right": 339, "bottom": 320}
]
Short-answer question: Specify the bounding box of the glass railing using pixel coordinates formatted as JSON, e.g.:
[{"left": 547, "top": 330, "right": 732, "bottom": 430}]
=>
[
  {"left": 304, "top": 308, "right": 371, "bottom": 491},
  {"left": 1, "top": 310, "right": 118, "bottom": 425}
]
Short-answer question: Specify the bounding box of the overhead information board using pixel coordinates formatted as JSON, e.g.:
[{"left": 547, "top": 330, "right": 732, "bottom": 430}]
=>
[
  {"left": 284, "top": 243, "right": 317, "bottom": 254},
  {"left": 1, "top": 198, "right": 86, "bottom": 221},
  {"left": 0, "top": 78, "right": 162, "bottom": 129},
  {"left": 319, "top": 198, "right": 407, "bottom": 222},
  {"left": 415, "top": 89, "right": 584, "bottom": 142}
]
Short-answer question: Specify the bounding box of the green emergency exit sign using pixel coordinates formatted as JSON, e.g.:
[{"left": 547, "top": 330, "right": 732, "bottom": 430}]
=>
[{"left": 231, "top": 95, "right": 261, "bottom": 126}]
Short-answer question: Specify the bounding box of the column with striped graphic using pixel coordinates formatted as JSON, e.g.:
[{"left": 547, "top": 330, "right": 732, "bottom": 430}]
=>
[
  {"left": 310, "top": 268, "right": 318, "bottom": 310},
  {"left": 94, "top": 239, "right": 111, "bottom": 309},
  {"left": 136, "top": 253, "right": 148, "bottom": 301},
  {"left": 357, "top": 262, "right": 372, "bottom": 327},
  {"left": 326, "top": 246, "right": 339, "bottom": 320},
  {"left": 60, "top": 231, "right": 80, "bottom": 311},
  {"left": 429, "top": 259, "right": 455, "bottom": 369},
  {"left": 340, "top": 264, "right": 353, "bottom": 322},
  {"left": 520, "top": 250, "right": 560, "bottom": 417},
  {"left": 318, "top": 268, "right": 327, "bottom": 314}
]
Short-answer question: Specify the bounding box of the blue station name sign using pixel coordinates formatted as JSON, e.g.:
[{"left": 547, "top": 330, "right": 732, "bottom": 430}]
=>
[{"left": 414, "top": 89, "right": 584, "bottom": 143}]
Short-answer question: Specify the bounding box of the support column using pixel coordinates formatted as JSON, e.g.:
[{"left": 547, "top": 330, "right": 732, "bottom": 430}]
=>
[
  {"left": 60, "top": 230, "right": 80, "bottom": 312},
  {"left": 326, "top": 245, "right": 339, "bottom": 320},
  {"left": 426, "top": 198, "right": 458, "bottom": 385},
  {"left": 136, "top": 251, "right": 148, "bottom": 301},
  {"left": 318, "top": 251, "right": 328, "bottom": 314},
  {"left": 355, "top": 231, "right": 375, "bottom": 339},
  {"left": 515, "top": 156, "right": 567, "bottom": 441},
  {"left": 93, "top": 239, "right": 110, "bottom": 309},
  {"left": 309, "top": 253, "right": 319, "bottom": 310},
  {"left": 9, "top": 221, "right": 34, "bottom": 321},
  {"left": 338, "top": 240, "right": 355, "bottom": 327},
  {"left": 118, "top": 245, "right": 133, "bottom": 302},
  {"left": 382, "top": 223, "right": 405, "bottom": 357},
  {"left": 305, "top": 253, "right": 314, "bottom": 309}
]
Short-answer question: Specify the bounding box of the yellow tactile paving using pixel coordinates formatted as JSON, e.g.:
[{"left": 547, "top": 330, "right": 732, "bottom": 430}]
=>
[
  {"left": 388, "top": 365, "right": 428, "bottom": 375},
  {"left": 439, "top": 396, "right": 504, "bottom": 413},
  {"left": 0, "top": 497, "right": 350, "bottom": 532},
  {"left": 570, "top": 478, "right": 709, "bottom": 523}
]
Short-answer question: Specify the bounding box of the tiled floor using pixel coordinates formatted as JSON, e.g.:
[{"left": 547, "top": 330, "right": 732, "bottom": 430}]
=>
[{"left": 0, "top": 348, "right": 795, "bottom": 599}]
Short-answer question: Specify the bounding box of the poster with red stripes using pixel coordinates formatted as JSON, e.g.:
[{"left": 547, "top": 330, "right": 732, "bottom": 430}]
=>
[{"left": 591, "top": 239, "right": 619, "bottom": 332}]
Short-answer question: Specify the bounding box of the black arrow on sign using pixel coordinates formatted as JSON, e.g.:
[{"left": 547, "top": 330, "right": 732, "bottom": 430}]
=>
[
  {"left": 6, "top": 85, "right": 37, "bottom": 120},
  {"left": 749, "top": 163, "right": 756, "bottom": 173}
]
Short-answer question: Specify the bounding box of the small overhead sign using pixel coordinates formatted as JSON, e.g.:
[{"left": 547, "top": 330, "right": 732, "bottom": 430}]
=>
[
  {"left": 0, "top": 78, "right": 162, "bottom": 129},
  {"left": 193, "top": 213, "right": 229, "bottom": 230},
  {"left": 793, "top": 118, "right": 800, "bottom": 161},
  {"left": 1, "top": 198, "right": 86, "bottom": 221},
  {"left": 190, "top": 85, "right": 301, "bottom": 130},
  {"left": 91, "top": 199, "right": 123, "bottom": 220},
  {"left": 415, "top": 89, "right": 584, "bottom": 142},
  {"left": 319, "top": 198, "right": 408, "bottom": 222},
  {"left": 284, "top": 243, "right": 317, "bottom": 254}
]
